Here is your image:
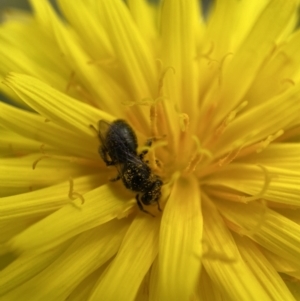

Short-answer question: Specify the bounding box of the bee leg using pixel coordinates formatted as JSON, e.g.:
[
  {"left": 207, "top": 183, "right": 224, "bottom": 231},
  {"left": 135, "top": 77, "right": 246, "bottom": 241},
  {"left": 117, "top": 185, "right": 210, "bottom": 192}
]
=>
[
  {"left": 157, "top": 200, "right": 162, "bottom": 211},
  {"left": 99, "top": 147, "right": 114, "bottom": 166},
  {"left": 109, "top": 174, "right": 121, "bottom": 181},
  {"left": 139, "top": 139, "right": 153, "bottom": 160},
  {"left": 139, "top": 150, "right": 148, "bottom": 160},
  {"left": 136, "top": 195, "right": 155, "bottom": 217},
  {"left": 145, "top": 138, "right": 153, "bottom": 147}
]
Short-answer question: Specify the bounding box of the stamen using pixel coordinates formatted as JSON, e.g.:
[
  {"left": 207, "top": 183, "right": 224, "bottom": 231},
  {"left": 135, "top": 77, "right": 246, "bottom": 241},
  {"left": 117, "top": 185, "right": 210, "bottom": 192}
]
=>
[
  {"left": 218, "top": 143, "right": 244, "bottom": 167},
  {"left": 205, "top": 101, "right": 248, "bottom": 149},
  {"left": 32, "top": 153, "right": 102, "bottom": 169},
  {"left": 32, "top": 155, "right": 51, "bottom": 170},
  {"left": 215, "top": 101, "right": 248, "bottom": 137},
  {"left": 147, "top": 102, "right": 159, "bottom": 170},
  {"left": 280, "top": 78, "right": 295, "bottom": 91},
  {"left": 75, "top": 85, "right": 96, "bottom": 106},
  {"left": 137, "top": 140, "right": 167, "bottom": 154},
  {"left": 178, "top": 113, "right": 189, "bottom": 149},
  {"left": 198, "top": 41, "right": 215, "bottom": 61},
  {"left": 217, "top": 52, "right": 233, "bottom": 86},
  {"left": 68, "top": 177, "right": 85, "bottom": 204},
  {"left": 256, "top": 130, "right": 284, "bottom": 153},
  {"left": 205, "top": 188, "right": 248, "bottom": 203},
  {"left": 138, "top": 139, "right": 167, "bottom": 174},
  {"left": 146, "top": 64, "right": 175, "bottom": 171},
  {"left": 150, "top": 102, "right": 159, "bottom": 139},
  {"left": 121, "top": 96, "right": 165, "bottom": 107},
  {"left": 65, "top": 71, "right": 96, "bottom": 106},
  {"left": 157, "top": 66, "right": 175, "bottom": 96},
  {"left": 276, "top": 126, "right": 299, "bottom": 142},
  {"left": 178, "top": 113, "right": 189, "bottom": 132},
  {"left": 233, "top": 130, "right": 284, "bottom": 159},
  {"left": 184, "top": 136, "right": 212, "bottom": 174},
  {"left": 239, "top": 165, "right": 272, "bottom": 203}
]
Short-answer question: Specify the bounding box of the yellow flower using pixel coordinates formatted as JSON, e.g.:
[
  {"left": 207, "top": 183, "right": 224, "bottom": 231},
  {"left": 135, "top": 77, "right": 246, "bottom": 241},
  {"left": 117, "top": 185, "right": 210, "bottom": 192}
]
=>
[{"left": 1, "top": 0, "right": 300, "bottom": 300}]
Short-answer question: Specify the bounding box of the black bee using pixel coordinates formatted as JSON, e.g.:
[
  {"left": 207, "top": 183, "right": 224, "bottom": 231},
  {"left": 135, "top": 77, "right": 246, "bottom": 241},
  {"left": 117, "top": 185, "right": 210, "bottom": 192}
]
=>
[{"left": 93, "top": 119, "right": 162, "bottom": 215}]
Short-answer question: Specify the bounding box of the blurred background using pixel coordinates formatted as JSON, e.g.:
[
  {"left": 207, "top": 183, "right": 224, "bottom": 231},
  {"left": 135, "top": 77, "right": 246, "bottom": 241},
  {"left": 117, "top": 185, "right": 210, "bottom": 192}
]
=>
[
  {"left": 0, "top": 0, "right": 210, "bottom": 10},
  {"left": 0, "top": 0, "right": 58, "bottom": 10}
]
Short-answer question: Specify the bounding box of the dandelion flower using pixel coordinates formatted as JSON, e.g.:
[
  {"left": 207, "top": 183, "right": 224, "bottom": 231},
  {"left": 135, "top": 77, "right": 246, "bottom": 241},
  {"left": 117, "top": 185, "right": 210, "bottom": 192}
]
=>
[{"left": 0, "top": 0, "right": 300, "bottom": 300}]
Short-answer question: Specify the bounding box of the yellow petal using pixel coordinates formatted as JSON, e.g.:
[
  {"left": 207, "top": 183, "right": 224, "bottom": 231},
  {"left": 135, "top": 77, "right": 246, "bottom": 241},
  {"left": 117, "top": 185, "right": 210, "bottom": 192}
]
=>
[
  {"left": 205, "top": 164, "right": 300, "bottom": 206},
  {"left": 6, "top": 184, "right": 131, "bottom": 254},
  {"left": 211, "top": 83, "right": 300, "bottom": 158},
  {"left": 30, "top": 0, "right": 130, "bottom": 115},
  {"left": 148, "top": 257, "right": 159, "bottom": 301},
  {"left": 0, "top": 154, "right": 86, "bottom": 196},
  {"left": 202, "top": 194, "right": 273, "bottom": 301},
  {"left": 205, "top": 0, "right": 269, "bottom": 55},
  {"left": 97, "top": 0, "right": 157, "bottom": 100},
  {"left": 197, "top": 268, "right": 226, "bottom": 301},
  {"left": 66, "top": 267, "right": 107, "bottom": 301},
  {"left": 3, "top": 220, "right": 129, "bottom": 301},
  {"left": 0, "top": 101, "right": 99, "bottom": 159},
  {"left": 0, "top": 219, "right": 36, "bottom": 245},
  {"left": 57, "top": 0, "right": 114, "bottom": 58},
  {"left": 244, "top": 143, "right": 300, "bottom": 169},
  {"left": 160, "top": 0, "right": 200, "bottom": 119},
  {"left": 245, "top": 30, "right": 300, "bottom": 108},
  {"left": 127, "top": 0, "right": 158, "bottom": 43},
  {"left": 213, "top": 0, "right": 298, "bottom": 125},
  {"left": 0, "top": 241, "right": 69, "bottom": 296},
  {"left": 0, "top": 174, "right": 103, "bottom": 220},
  {"left": 158, "top": 176, "right": 202, "bottom": 301},
  {"left": 234, "top": 234, "right": 295, "bottom": 301},
  {"left": 0, "top": 128, "right": 42, "bottom": 157},
  {"left": 0, "top": 17, "right": 73, "bottom": 100},
  {"left": 261, "top": 247, "right": 300, "bottom": 280},
  {"left": 216, "top": 200, "right": 300, "bottom": 266},
  {"left": 4, "top": 73, "right": 114, "bottom": 136},
  {"left": 89, "top": 214, "right": 160, "bottom": 301}
]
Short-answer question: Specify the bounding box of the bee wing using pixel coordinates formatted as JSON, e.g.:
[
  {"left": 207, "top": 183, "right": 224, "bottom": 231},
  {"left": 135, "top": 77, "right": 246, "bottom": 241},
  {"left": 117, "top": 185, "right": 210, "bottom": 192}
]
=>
[{"left": 98, "top": 119, "right": 139, "bottom": 164}]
